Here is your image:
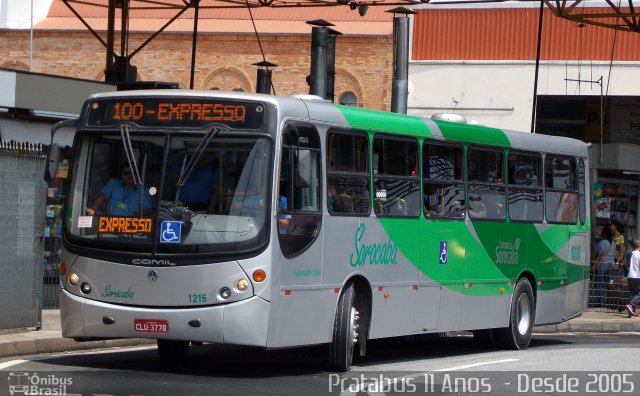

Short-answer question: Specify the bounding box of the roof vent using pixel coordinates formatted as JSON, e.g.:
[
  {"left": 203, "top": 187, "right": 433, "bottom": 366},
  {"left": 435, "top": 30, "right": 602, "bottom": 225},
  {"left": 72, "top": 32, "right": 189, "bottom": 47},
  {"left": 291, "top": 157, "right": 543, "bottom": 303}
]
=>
[{"left": 431, "top": 113, "right": 467, "bottom": 123}]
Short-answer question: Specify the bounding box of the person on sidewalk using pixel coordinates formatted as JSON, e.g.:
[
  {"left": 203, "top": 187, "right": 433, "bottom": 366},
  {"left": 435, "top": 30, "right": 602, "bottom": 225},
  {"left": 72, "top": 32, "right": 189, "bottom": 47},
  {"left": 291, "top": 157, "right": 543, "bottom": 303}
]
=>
[
  {"left": 624, "top": 239, "right": 640, "bottom": 318},
  {"left": 594, "top": 227, "right": 616, "bottom": 307},
  {"left": 611, "top": 220, "right": 626, "bottom": 266}
]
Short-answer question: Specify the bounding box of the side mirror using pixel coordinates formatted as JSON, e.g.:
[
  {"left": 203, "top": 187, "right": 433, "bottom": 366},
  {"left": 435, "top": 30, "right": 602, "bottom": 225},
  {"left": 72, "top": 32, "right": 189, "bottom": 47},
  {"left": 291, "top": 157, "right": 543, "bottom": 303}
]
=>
[
  {"left": 47, "top": 143, "right": 60, "bottom": 181},
  {"left": 46, "top": 119, "right": 77, "bottom": 181}
]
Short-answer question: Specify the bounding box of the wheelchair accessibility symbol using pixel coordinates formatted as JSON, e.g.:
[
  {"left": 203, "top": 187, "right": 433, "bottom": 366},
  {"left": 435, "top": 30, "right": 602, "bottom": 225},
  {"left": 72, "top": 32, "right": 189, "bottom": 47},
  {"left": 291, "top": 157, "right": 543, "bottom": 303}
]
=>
[
  {"left": 160, "top": 221, "right": 181, "bottom": 244},
  {"left": 439, "top": 241, "right": 448, "bottom": 264}
]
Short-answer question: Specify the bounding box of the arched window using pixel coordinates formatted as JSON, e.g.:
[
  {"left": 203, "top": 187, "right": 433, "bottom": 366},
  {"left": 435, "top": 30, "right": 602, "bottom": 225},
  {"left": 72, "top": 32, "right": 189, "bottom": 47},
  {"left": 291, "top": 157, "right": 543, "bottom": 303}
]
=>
[{"left": 339, "top": 92, "right": 358, "bottom": 107}]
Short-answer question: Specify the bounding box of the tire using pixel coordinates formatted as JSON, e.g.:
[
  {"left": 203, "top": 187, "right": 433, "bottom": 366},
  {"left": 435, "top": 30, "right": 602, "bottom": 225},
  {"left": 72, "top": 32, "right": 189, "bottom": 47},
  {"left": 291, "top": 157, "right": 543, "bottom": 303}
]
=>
[
  {"left": 157, "top": 339, "right": 190, "bottom": 361},
  {"left": 327, "top": 283, "right": 359, "bottom": 372},
  {"left": 497, "top": 278, "right": 535, "bottom": 350}
]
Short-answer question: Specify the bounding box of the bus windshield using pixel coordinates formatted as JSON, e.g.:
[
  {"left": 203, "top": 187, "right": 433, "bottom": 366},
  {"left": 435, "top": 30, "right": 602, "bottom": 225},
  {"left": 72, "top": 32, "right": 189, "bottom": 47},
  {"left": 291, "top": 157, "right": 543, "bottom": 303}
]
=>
[{"left": 66, "top": 131, "right": 272, "bottom": 255}]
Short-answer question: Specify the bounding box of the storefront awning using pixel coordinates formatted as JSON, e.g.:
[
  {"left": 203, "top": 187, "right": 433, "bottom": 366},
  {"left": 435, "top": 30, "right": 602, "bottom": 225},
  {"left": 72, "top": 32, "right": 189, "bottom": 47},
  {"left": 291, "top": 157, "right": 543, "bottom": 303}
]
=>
[{"left": 0, "top": 118, "right": 75, "bottom": 147}]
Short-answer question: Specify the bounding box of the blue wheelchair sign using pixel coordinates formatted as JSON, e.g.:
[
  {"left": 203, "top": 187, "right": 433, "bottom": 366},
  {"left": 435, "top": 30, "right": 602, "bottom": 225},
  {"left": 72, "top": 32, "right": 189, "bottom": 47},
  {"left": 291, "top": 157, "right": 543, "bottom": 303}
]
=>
[
  {"left": 439, "top": 241, "right": 448, "bottom": 264},
  {"left": 160, "top": 221, "right": 181, "bottom": 244}
]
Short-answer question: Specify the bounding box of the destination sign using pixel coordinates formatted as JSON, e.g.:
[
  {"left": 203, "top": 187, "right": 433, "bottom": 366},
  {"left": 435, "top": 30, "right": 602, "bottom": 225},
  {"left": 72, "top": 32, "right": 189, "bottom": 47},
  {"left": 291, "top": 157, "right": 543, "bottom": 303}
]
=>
[
  {"left": 86, "top": 98, "right": 265, "bottom": 129},
  {"left": 97, "top": 216, "right": 153, "bottom": 234}
]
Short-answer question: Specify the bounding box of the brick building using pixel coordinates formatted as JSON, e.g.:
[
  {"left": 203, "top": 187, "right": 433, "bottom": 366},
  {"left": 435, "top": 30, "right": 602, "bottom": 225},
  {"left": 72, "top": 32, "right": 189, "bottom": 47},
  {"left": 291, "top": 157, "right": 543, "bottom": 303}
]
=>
[{"left": 0, "top": 1, "right": 396, "bottom": 110}]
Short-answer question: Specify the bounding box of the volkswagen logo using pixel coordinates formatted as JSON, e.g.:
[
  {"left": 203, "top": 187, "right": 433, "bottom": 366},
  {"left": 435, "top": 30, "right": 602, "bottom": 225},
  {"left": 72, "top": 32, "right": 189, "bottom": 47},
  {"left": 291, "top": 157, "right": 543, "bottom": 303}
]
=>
[{"left": 147, "top": 270, "right": 158, "bottom": 281}]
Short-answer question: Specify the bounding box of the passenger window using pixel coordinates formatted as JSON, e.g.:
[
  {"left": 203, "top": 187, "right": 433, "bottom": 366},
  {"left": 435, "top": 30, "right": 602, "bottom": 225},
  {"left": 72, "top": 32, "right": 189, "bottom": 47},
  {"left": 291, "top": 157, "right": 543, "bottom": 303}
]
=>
[
  {"left": 507, "top": 152, "right": 543, "bottom": 222},
  {"left": 423, "top": 143, "right": 464, "bottom": 219},
  {"left": 278, "top": 123, "right": 322, "bottom": 258},
  {"left": 327, "top": 130, "right": 370, "bottom": 215},
  {"left": 373, "top": 135, "right": 420, "bottom": 217},
  {"left": 545, "top": 156, "right": 578, "bottom": 224},
  {"left": 467, "top": 148, "right": 506, "bottom": 221}
]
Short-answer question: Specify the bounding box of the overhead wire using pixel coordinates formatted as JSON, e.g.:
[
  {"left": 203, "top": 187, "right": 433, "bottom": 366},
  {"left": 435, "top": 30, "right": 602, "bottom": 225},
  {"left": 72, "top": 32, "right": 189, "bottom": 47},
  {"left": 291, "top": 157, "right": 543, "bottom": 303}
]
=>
[
  {"left": 604, "top": 0, "right": 621, "bottom": 106},
  {"left": 245, "top": 0, "right": 277, "bottom": 95}
]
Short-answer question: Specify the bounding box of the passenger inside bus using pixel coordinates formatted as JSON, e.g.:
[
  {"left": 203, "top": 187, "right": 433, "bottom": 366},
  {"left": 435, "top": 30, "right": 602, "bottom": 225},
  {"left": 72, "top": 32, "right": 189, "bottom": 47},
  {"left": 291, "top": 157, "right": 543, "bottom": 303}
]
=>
[
  {"left": 468, "top": 194, "right": 487, "bottom": 219},
  {"left": 86, "top": 164, "right": 152, "bottom": 217},
  {"left": 277, "top": 180, "right": 292, "bottom": 233},
  {"left": 327, "top": 184, "right": 351, "bottom": 213},
  {"left": 178, "top": 153, "right": 220, "bottom": 212},
  {"left": 555, "top": 192, "right": 578, "bottom": 223}
]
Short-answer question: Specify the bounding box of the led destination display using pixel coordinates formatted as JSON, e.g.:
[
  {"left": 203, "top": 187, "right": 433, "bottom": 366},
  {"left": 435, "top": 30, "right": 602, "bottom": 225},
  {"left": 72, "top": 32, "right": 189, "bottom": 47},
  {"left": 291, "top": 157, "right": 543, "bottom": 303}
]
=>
[
  {"left": 86, "top": 98, "right": 265, "bottom": 129},
  {"left": 97, "top": 216, "right": 153, "bottom": 234}
]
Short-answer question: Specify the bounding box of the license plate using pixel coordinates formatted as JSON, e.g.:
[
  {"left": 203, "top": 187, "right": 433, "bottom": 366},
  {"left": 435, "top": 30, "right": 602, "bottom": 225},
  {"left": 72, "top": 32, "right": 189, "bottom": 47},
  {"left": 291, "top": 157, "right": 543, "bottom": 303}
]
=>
[{"left": 134, "top": 319, "right": 169, "bottom": 334}]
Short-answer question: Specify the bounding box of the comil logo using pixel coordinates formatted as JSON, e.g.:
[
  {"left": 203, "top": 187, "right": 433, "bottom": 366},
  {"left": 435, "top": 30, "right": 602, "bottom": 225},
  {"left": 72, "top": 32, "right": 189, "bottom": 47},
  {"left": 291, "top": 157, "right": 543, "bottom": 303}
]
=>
[
  {"left": 8, "top": 372, "right": 72, "bottom": 395},
  {"left": 495, "top": 239, "right": 522, "bottom": 265}
]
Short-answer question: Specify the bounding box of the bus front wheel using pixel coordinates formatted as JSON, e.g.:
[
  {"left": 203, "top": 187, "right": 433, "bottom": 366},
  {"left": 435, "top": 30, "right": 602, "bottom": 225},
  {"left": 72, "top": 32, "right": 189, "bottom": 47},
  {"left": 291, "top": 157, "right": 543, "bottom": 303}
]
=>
[
  {"left": 327, "top": 283, "right": 359, "bottom": 372},
  {"left": 498, "top": 278, "right": 535, "bottom": 350},
  {"left": 157, "top": 339, "right": 190, "bottom": 360}
]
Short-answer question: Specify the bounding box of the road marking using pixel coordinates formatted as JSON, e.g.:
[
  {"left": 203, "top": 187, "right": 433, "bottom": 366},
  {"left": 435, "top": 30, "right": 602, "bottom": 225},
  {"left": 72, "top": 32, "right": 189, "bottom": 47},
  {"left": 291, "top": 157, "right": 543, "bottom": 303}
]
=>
[
  {"left": 433, "top": 358, "right": 519, "bottom": 371},
  {"left": 0, "top": 359, "right": 27, "bottom": 370}
]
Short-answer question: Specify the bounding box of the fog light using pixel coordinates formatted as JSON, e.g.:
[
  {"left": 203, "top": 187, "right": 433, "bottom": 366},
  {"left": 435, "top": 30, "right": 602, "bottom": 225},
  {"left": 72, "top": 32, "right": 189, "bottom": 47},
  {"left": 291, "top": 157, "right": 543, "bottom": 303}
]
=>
[
  {"left": 219, "top": 287, "right": 232, "bottom": 299},
  {"left": 80, "top": 282, "right": 91, "bottom": 294},
  {"left": 236, "top": 278, "right": 249, "bottom": 291},
  {"left": 68, "top": 272, "right": 80, "bottom": 285},
  {"left": 252, "top": 269, "right": 266, "bottom": 283}
]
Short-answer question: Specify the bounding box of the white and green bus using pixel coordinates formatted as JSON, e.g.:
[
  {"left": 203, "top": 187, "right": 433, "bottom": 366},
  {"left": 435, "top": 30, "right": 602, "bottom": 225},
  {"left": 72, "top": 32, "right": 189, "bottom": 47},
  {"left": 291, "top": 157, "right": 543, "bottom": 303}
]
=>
[{"left": 57, "top": 90, "right": 589, "bottom": 371}]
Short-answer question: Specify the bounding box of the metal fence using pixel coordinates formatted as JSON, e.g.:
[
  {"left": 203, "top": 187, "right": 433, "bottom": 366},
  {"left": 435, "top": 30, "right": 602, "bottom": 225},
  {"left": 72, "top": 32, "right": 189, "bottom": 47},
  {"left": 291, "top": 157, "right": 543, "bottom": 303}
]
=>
[
  {"left": 0, "top": 141, "right": 47, "bottom": 330},
  {"left": 587, "top": 263, "right": 630, "bottom": 313}
]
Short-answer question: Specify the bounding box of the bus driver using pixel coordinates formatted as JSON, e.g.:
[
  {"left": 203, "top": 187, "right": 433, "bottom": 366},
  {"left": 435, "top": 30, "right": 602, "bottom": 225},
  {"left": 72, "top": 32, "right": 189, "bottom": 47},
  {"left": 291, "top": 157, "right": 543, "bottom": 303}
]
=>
[{"left": 86, "top": 164, "right": 152, "bottom": 217}]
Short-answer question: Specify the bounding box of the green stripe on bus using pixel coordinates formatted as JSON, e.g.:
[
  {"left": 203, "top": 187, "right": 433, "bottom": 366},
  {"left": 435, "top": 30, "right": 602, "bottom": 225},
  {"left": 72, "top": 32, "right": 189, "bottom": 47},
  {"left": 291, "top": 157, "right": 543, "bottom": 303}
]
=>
[
  {"left": 379, "top": 218, "right": 587, "bottom": 296},
  {"left": 337, "top": 105, "right": 433, "bottom": 137},
  {"left": 434, "top": 120, "right": 511, "bottom": 147}
]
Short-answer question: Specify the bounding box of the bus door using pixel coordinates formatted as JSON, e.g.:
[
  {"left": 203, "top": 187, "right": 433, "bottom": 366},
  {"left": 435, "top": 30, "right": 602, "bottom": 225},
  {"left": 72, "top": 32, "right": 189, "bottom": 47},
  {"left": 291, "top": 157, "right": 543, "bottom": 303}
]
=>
[{"left": 270, "top": 123, "right": 326, "bottom": 346}]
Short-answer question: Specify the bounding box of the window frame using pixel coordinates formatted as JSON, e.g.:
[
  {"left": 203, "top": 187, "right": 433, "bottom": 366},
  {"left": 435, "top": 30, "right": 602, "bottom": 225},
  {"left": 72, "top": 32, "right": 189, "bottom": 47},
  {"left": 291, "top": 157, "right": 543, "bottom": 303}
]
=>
[
  {"left": 422, "top": 141, "right": 465, "bottom": 220},
  {"left": 326, "top": 129, "right": 371, "bottom": 216},
  {"left": 507, "top": 150, "right": 544, "bottom": 223},
  {"left": 466, "top": 145, "right": 506, "bottom": 222},
  {"left": 372, "top": 133, "right": 420, "bottom": 218},
  {"left": 544, "top": 155, "right": 579, "bottom": 225}
]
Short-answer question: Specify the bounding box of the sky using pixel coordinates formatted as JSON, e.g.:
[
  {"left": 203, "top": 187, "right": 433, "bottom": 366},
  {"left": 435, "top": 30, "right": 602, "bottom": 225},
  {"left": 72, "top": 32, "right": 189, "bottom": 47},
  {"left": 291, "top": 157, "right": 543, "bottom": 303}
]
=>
[{"left": 0, "top": 0, "right": 52, "bottom": 29}]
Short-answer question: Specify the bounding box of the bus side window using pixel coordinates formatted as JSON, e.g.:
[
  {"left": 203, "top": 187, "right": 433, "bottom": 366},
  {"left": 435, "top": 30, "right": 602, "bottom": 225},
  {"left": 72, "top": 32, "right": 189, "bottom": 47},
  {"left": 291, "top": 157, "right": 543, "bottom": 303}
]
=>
[
  {"left": 545, "top": 156, "right": 578, "bottom": 224},
  {"left": 507, "top": 152, "right": 543, "bottom": 223},
  {"left": 278, "top": 123, "right": 322, "bottom": 258},
  {"left": 423, "top": 142, "right": 464, "bottom": 219},
  {"left": 467, "top": 147, "right": 506, "bottom": 221},
  {"left": 373, "top": 134, "right": 420, "bottom": 217},
  {"left": 326, "top": 130, "right": 370, "bottom": 215}
]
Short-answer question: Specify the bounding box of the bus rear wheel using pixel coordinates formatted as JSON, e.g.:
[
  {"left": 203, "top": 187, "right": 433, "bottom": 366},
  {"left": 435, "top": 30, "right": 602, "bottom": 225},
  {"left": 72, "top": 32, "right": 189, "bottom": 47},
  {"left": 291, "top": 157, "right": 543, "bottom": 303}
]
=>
[
  {"left": 497, "top": 278, "right": 535, "bottom": 350},
  {"left": 157, "top": 339, "right": 190, "bottom": 360},
  {"left": 327, "top": 283, "right": 359, "bottom": 372}
]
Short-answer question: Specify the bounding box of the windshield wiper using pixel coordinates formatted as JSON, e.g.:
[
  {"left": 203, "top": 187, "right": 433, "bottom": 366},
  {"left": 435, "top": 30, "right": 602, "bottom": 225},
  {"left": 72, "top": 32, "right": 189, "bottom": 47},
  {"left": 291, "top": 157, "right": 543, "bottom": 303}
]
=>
[
  {"left": 120, "top": 124, "right": 148, "bottom": 217},
  {"left": 175, "top": 127, "right": 221, "bottom": 204},
  {"left": 119, "top": 124, "right": 142, "bottom": 186}
]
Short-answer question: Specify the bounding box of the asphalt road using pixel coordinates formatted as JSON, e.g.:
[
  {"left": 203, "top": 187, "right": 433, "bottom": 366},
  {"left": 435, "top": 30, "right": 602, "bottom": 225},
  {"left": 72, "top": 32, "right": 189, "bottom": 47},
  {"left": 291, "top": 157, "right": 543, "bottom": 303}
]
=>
[{"left": 1, "top": 332, "right": 639, "bottom": 396}]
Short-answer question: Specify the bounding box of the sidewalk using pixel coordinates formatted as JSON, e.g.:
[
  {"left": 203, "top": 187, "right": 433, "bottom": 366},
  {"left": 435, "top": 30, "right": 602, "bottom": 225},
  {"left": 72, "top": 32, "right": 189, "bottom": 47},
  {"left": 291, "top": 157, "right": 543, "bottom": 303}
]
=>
[
  {"left": 1, "top": 310, "right": 638, "bottom": 360},
  {"left": 0, "top": 310, "right": 154, "bottom": 359}
]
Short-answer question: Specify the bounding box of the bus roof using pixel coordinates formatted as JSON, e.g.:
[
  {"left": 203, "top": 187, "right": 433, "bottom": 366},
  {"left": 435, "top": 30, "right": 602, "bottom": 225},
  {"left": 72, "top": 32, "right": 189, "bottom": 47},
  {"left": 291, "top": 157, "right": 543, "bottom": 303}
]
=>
[{"left": 86, "top": 90, "right": 589, "bottom": 158}]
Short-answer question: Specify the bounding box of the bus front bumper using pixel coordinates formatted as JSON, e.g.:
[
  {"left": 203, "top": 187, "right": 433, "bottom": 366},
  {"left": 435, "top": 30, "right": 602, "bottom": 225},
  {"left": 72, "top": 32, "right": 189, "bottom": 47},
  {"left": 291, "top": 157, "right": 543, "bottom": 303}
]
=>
[{"left": 60, "top": 289, "right": 270, "bottom": 346}]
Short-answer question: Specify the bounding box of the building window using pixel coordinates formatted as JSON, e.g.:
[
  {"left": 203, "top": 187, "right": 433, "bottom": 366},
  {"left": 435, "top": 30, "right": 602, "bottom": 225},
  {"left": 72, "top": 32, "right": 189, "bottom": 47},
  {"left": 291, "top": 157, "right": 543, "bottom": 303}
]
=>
[{"left": 339, "top": 92, "right": 358, "bottom": 107}]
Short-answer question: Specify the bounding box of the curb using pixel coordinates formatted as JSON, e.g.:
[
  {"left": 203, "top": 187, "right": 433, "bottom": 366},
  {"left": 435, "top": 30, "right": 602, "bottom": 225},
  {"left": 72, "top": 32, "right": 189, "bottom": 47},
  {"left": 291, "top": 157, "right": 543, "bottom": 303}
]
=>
[
  {"left": 534, "top": 320, "right": 640, "bottom": 333},
  {"left": 0, "top": 338, "right": 155, "bottom": 359}
]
